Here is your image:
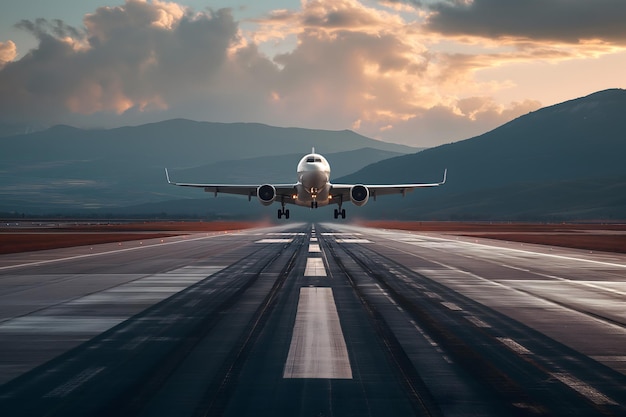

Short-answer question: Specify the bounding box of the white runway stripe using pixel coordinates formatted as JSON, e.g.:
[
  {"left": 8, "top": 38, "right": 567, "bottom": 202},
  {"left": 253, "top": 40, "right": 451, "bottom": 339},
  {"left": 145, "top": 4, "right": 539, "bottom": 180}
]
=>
[
  {"left": 304, "top": 258, "right": 327, "bottom": 276},
  {"left": 283, "top": 287, "right": 352, "bottom": 379}
]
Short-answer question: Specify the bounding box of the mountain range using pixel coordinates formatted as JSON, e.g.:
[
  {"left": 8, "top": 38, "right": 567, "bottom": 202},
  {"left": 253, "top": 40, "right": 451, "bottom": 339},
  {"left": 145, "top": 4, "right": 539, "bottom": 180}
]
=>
[
  {"left": 0, "top": 121, "right": 416, "bottom": 214},
  {"left": 338, "top": 88, "right": 626, "bottom": 220},
  {"left": 1, "top": 88, "right": 625, "bottom": 220}
]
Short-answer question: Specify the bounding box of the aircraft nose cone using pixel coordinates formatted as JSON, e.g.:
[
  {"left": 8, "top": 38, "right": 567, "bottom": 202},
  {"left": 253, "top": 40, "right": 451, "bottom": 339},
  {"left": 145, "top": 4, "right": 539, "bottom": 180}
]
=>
[{"left": 302, "top": 171, "right": 326, "bottom": 190}]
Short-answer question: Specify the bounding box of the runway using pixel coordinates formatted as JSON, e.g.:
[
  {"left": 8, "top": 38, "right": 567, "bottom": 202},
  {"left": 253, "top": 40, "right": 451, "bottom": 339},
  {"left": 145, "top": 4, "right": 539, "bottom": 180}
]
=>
[{"left": 0, "top": 223, "right": 625, "bottom": 416}]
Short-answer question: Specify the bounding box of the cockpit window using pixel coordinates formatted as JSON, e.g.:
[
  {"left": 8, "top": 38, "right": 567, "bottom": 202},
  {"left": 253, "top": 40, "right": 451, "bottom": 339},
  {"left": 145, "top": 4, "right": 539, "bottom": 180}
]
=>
[
  {"left": 306, "top": 156, "right": 323, "bottom": 163},
  {"left": 314, "top": 158, "right": 322, "bottom": 162},
  {"left": 306, "top": 157, "right": 315, "bottom": 163}
]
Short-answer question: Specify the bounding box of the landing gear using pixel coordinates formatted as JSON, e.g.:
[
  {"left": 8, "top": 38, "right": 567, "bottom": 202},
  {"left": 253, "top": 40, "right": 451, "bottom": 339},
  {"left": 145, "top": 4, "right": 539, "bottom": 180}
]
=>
[
  {"left": 333, "top": 208, "right": 346, "bottom": 219},
  {"left": 277, "top": 207, "right": 290, "bottom": 219},
  {"left": 311, "top": 201, "right": 318, "bottom": 209}
]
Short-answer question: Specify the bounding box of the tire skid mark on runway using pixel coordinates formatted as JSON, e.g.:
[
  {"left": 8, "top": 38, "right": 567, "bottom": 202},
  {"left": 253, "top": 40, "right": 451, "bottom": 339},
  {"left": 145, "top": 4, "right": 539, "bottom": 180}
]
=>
[
  {"left": 491, "top": 335, "right": 619, "bottom": 407},
  {"left": 408, "top": 318, "right": 453, "bottom": 364},
  {"left": 323, "top": 226, "right": 626, "bottom": 416},
  {"left": 321, "top": 231, "right": 444, "bottom": 417},
  {"left": 195, "top": 232, "right": 306, "bottom": 417},
  {"left": 0, "top": 235, "right": 300, "bottom": 417},
  {"left": 412, "top": 256, "right": 626, "bottom": 332},
  {"left": 43, "top": 366, "right": 106, "bottom": 398},
  {"left": 0, "top": 265, "right": 225, "bottom": 335}
]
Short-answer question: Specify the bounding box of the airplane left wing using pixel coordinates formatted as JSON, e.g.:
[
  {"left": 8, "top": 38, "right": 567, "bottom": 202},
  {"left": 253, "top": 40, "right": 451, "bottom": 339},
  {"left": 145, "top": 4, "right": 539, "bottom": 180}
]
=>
[{"left": 165, "top": 169, "right": 297, "bottom": 203}]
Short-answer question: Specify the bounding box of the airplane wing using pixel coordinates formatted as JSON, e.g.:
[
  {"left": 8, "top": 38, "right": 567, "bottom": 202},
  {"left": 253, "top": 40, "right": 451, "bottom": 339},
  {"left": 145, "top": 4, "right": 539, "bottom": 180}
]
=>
[
  {"left": 165, "top": 169, "right": 297, "bottom": 203},
  {"left": 329, "top": 169, "right": 447, "bottom": 203}
]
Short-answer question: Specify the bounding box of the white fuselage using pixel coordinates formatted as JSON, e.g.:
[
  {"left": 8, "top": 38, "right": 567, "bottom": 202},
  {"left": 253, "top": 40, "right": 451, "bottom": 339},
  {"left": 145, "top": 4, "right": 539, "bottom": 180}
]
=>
[{"left": 295, "top": 152, "right": 332, "bottom": 207}]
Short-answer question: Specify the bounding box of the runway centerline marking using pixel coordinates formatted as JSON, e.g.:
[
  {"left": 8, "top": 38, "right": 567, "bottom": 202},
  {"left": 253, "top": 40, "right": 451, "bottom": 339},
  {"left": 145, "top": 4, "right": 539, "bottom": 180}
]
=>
[
  {"left": 283, "top": 287, "right": 352, "bottom": 379},
  {"left": 309, "top": 244, "right": 321, "bottom": 253},
  {"left": 304, "top": 258, "right": 327, "bottom": 277}
]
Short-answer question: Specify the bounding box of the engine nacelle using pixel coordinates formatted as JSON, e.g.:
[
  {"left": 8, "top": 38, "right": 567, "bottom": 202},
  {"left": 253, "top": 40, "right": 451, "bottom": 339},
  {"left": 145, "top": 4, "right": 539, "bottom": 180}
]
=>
[
  {"left": 350, "top": 185, "right": 369, "bottom": 206},
  {"left": 257, "top": 184, "right": 276, "bottom": 206}
]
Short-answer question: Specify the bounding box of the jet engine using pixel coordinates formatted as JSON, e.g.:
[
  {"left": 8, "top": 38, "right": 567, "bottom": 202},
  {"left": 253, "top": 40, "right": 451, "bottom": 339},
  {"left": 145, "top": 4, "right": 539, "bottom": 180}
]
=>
[
  {"left": 350, "top": 185, "right": 369, "bottom": 206},
  {"left": 257, "top": 184, "right": 276, "bottom": 206}
]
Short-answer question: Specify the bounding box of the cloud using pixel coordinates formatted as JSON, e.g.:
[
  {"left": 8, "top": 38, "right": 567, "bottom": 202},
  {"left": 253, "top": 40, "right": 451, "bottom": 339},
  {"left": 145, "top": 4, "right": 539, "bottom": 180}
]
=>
[
  {"left": 0, "top": 0, "right": 619, "bottom": 147},
  {"left": 0, "top": 0, "right": 240, "bottom": 123},
  {"left": 426, "top": 0, "right": 626, "bottom": 44},
  {"left": 353, "top": 96, "right": 541, "bottom": 146},
  {"left": 0, "top": 41, "right": 17, "bottom": 67}
]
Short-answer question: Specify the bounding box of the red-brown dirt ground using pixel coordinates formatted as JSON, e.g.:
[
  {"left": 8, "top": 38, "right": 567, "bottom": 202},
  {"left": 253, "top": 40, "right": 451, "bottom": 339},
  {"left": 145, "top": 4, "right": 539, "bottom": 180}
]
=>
[
  {"left": 360, "top": 221, "right": 626, "bottom": 254},
  {"left": 0, "top": 221, "right": 266, "bottom": 255},
  {"left": 2, "top": 221, "right": 625, "bottom": 255}
]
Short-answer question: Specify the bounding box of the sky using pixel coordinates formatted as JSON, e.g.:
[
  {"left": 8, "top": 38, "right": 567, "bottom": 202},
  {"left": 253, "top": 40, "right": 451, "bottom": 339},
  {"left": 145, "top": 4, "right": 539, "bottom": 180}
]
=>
[{"left": 1, "top": 0, "right": 625, "bottom": 147}]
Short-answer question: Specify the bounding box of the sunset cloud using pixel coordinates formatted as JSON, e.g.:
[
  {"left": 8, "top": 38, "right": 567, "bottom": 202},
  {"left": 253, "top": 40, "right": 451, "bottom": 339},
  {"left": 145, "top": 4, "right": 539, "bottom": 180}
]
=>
[
  {"left": 0, "top": 0, "right": 623, "bottom": 146},
  {"left": 0, "top": 40, "right": 17, "bottom": 67},
  {"left": 0, "top": 1, "right": 240, "bottom": 124}
]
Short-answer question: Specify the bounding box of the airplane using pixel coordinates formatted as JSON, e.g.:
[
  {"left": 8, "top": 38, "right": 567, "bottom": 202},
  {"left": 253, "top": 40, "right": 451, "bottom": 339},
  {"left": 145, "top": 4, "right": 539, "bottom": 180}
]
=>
[{"left": 165, "top": 148, "right": 446, "bottom": 219}]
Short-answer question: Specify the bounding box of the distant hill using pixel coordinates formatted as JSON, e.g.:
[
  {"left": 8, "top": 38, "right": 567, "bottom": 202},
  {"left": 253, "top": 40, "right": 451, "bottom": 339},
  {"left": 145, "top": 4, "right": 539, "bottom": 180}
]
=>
[
  {"left": 0, "top": 120, "right": 417, "bottom": 214},
  {"left": 4, "top": 89, "right": 626, "bottom": 220},
  {"left": 336, "top": 88, "right": 626, "bottom": 220}
]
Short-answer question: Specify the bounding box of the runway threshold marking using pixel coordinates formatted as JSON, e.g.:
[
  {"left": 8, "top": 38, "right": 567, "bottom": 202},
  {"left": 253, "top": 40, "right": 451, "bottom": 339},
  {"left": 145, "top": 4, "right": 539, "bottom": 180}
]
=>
[
  {"left": 283, "top": 287, "right": 352, "bottom": 379},
  {"left": 255, "top": 238, "right": 293, "bottom": 243},
  {"left": 304, "top": 258, "right": 327, "bottom": 277},
  {"left": 335, "top": 239, "right": 371, "bottom": 244}
]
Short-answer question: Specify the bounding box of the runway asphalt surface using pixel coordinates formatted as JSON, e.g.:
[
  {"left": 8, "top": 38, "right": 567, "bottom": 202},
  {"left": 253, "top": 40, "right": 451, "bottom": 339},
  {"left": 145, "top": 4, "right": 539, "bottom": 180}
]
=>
[{"left": 0, "top": 222, "right": 625, "bottom": 416}]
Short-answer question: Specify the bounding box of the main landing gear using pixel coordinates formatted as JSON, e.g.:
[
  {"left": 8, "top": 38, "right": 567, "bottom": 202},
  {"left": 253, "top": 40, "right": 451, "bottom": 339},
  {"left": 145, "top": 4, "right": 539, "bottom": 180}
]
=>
[
  {"left": 334, "top": 208, "right": 346, "bottom": 219},
  {"left": 278, "top": 207, "right": 290, "bottom": 219}
]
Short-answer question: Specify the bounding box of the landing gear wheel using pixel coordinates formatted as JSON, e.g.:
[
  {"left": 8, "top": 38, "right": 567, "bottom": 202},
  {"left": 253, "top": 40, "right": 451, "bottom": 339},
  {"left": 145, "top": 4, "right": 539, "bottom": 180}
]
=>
[
  {"left": 341, "top": 209, "right": 346, "bottom": 219},
  {"left": 278, "top": 207, "right": 289, "bottom": 220},
  {"left": 334, "top": 209, "right": 339, "bottom": 219}
]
